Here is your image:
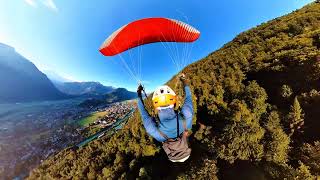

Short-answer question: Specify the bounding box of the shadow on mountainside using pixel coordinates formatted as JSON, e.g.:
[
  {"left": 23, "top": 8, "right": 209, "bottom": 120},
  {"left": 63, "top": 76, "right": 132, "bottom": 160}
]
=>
[{"left": 246, "top": 56, "right": 320, "bottom": 143}]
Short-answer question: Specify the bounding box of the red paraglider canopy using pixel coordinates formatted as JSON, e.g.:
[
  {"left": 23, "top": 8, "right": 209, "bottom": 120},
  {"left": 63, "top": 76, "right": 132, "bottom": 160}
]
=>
[{"left": 100, "top": 17, "right": 200, "bottom": 56}]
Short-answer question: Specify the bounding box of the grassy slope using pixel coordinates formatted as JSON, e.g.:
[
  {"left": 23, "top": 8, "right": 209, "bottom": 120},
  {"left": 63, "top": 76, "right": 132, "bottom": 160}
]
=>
[{"left": 28, "top": 3, "right": 320, "bottom": 180}]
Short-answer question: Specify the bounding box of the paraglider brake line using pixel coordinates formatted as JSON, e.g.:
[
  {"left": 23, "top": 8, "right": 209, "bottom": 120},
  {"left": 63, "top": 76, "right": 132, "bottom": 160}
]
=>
[
  {"left": 143, "top": 89, "right": 148, "bottom": 99},
  {"left": 139, "top": 83, "right": 148, "bottom": 99}
]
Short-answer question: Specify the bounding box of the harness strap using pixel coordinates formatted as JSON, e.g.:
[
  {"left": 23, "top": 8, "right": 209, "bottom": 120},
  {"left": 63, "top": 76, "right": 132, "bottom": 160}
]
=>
[
  {"left": 179, "top": 110, "right": 187, "bottom": 132},
  {"left": 158, "top": 111, "right": 188, "bottom": 141},
  {"left": 158, "top": 129, "right": 169, "bottom": 140},
  {"left": 176, "top": 111, "right": 179, "bottom": 137},
  {"left": 182, "top": 119, "right": 187, "bottom": 131}
]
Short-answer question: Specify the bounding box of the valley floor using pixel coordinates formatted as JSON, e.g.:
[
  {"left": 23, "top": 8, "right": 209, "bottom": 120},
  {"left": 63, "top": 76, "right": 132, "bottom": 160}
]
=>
[{"left": 0, "top": 99, "right": 135, "bottom": 179}]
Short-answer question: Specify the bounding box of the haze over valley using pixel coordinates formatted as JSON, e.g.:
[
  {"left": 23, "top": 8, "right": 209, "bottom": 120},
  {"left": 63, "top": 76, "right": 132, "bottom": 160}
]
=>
[{"left": 0, "top": 42, "right": 137, "bottom": 178}]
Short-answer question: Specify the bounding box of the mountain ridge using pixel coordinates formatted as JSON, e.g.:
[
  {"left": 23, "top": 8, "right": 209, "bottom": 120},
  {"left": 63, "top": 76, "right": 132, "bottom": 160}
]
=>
[
  {"left": 78, "top": 88, "right": 137, "bottom": 108},
  {"left": 0, "top": 43, "right": 68, "bottom": 103},
  {"left": 28, "top": 2, "right": 320, "bottom": 180},
  {"left": 54, "top": 81, "right": 114, "bottom": 96},
  {"left": 43, "top": 70, "right": 116, "bottom": 96}
]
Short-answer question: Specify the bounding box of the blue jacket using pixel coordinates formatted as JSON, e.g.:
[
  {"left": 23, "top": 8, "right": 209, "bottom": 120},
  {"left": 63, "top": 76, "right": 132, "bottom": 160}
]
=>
[{"left": 138, "top": 86, "right": 193, "bottom": 142}]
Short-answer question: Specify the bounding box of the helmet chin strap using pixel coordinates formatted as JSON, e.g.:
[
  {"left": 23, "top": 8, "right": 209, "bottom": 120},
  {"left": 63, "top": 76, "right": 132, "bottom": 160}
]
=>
[{"left": 156, "top": 104, "right": 174, "bottom": 110}]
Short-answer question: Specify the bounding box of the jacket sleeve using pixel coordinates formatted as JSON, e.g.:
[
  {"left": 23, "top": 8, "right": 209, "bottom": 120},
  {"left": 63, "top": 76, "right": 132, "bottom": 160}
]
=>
[
  {"left": 181, "top": 86, "right": 193, "bottom": 129},
  {"left": 137, "top": 98, "right": 166, "bottom": 142}
]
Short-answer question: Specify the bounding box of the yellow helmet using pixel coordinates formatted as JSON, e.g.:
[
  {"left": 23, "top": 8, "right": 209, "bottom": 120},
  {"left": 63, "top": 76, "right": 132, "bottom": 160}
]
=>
[{"left": 152, "top": 85, "right": 176, "bottom": 109}]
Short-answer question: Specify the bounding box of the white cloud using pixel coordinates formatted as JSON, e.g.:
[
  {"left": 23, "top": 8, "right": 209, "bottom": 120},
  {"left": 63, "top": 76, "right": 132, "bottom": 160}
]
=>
[
  {"left": 41, "top": 0, "right": 58, "bottom": 12},
  {"left": 24, "top": 0, "right": 37, "bottom": 7}
]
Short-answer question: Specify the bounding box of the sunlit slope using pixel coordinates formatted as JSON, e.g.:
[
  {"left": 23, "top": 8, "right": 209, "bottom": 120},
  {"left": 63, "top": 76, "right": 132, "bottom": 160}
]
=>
[{"left": 28, "top": 3, "right": 320, "bottom": 179}]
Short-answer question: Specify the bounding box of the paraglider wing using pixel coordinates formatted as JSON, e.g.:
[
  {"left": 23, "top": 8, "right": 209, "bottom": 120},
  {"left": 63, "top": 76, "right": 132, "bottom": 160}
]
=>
[{"left": 99, "top": 17, "right": 200, "bottom": 56}]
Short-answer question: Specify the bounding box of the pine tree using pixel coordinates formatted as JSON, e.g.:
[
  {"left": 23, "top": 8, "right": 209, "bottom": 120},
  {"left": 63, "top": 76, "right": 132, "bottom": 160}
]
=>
[
  {"left": 287, "top": 97, "right": 304, "bottom": 136},
  {"left": 264, "top": 111, "right": 290, "bottom": 163},
  {"left": 299, "top": 141, "right": 320, "bottom": 176},
  {"left": 217, "top": 99, "right": 265, "bottom": 163},
  {"left": 295, "top": 162, "right": 314, "bottom": 180}
]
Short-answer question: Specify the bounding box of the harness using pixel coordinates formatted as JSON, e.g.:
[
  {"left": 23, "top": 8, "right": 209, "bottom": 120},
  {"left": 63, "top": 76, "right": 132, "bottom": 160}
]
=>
[
  {"left": 139, "top": 94, "right": 191, "bottom": 162},
  {"left": 157, "top": 111, "right": 187, "bottom": 141},
  {"left": 158, "top": 111, "right": 191, "bottom": 162},
  {"left": 139, "top": 94, "right": 187, "bottom": 141}
]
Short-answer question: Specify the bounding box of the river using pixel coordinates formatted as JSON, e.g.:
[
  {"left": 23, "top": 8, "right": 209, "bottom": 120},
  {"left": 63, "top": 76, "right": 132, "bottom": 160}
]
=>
[{"left": 76, "top": 108, "right": 135, "bottom": 148}]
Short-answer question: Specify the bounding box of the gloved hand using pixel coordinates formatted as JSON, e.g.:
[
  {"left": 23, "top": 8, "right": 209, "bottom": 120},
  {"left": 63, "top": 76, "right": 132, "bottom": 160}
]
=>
[
  {"left": 137, "top": 84, "right": 144, "bottom": 98},
  {"left": 179, "top": 73, "right": 189, "bottom": 86}
]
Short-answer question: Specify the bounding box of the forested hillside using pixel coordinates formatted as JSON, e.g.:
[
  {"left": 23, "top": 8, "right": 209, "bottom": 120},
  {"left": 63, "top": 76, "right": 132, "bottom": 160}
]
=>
[{"left": 29, "top": 3, "right": 320, "bottom": 179}]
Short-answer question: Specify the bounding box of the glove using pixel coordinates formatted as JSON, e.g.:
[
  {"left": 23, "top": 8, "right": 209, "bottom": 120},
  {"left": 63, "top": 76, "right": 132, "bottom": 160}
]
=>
[
  {"left": 179, "top": 73, "right": 189, "bottom": 86},
  {"left": 137, "top": 84, "right": 143, "bottom": 98},
  {"left": 179, "top": 73, "right": 186, "bottom": 81}
]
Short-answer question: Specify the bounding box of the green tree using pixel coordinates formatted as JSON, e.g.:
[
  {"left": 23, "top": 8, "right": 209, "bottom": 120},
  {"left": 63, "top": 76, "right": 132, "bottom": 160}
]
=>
[
  {"left": 244, "top": 81, "right": 268, "bottom": 117},
  {"left": 263, "top": 162, "right": 316, "bottom": 180},
  {"left": 181, "top": 159, "right": 218, "bottom": 180},
  {"left": 295, "top": 162, "right": 314, "bottom": 180},
  {"left": 263, "top": 111, "right": 290, "bottom": 163},
  {"left": 138, "top": 167, "right": 151, "bottom": 180},
  {"left": 102, "top": 167, "right": 112, "bottom": 178},
  {"left": 280, "top": 84, "right": 293, "bottom": 98},
  {"left": 287, "top": 97, "right": 304, "bottom": 136},
  {"left": 298, "top": 141, "right": 320, "bottom": 176},
  {"left": 288, "top": 23, "right": 304, "bottom": 36},
  {"left": 313, "top": 33, "right": 320, "bottom": 48},
  {"left": 217, "top": 99, "right": 265, "bottom": 163}
]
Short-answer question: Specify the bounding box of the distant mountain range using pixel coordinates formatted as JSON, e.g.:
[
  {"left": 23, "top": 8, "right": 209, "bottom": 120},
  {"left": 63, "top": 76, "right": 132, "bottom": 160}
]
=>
[
  {"left": 43, "top": 69, "right": 115, "bottom": 96},
  {"left": 103, "top": 88, "right": 137, "bottom": 103},
  {"left": 54, "top": 81, "right": 114, "bottom": 96},
  {"left": 0, "top": 42, "right": 136, "bottom": 103},
  {"left": 79, "top": 88, "right": 137, "bottom": 108},
  {"left": 0, "top": 43, "right": 67, "bottom": 103}
]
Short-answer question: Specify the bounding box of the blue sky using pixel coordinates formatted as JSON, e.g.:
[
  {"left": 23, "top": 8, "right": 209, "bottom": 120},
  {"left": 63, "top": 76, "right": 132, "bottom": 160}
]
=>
[{"left": 0, "top": 0, "right": 314, "bottom": 91}]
